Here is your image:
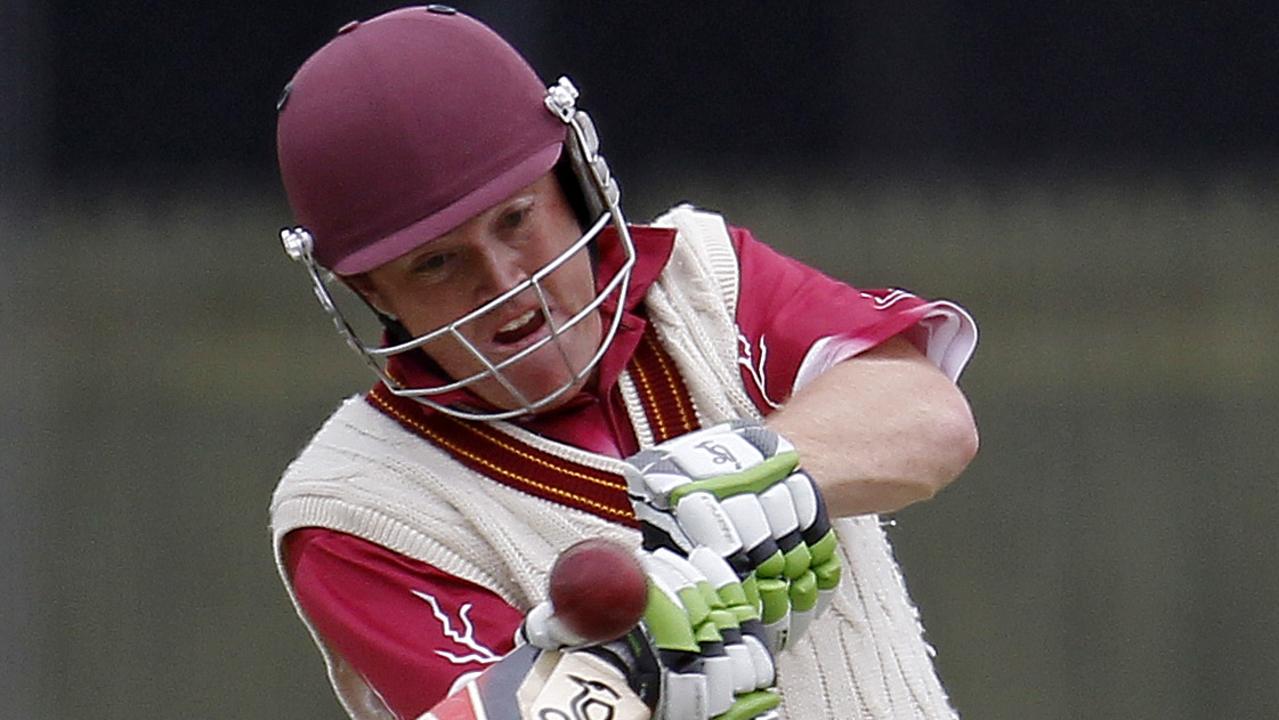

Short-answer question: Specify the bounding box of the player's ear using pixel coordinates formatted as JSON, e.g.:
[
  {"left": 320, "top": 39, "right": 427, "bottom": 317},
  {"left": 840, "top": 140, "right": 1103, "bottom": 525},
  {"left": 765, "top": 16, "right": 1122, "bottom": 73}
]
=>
[{"left": 345, "top": 273, "right": 394, "bottom": 317}]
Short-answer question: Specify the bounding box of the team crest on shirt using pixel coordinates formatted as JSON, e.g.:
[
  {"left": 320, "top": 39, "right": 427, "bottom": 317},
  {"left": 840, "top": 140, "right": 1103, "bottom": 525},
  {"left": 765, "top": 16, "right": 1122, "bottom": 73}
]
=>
[
  {"left": 736, "top": 331, "right": 782, "bottom": 410},
  {"left": 411, "top": 589, "right": 503, "bottom": 666}
]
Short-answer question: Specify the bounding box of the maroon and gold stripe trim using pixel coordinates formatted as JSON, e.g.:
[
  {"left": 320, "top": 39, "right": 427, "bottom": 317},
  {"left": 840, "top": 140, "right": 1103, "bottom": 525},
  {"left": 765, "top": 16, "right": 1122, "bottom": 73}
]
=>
[
  {"left": 629, "top": 327, "right": 700, "bottom": 444},
  {"left": 366, "top": 325, "right": 701, "bottom": 525}
]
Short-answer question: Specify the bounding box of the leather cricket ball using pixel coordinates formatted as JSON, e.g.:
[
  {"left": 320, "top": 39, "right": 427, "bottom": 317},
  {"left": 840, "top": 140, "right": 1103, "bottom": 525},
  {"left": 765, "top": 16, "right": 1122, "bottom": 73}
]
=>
[{"left": 548, "top": 538, "right": 649, "bottom": 643}]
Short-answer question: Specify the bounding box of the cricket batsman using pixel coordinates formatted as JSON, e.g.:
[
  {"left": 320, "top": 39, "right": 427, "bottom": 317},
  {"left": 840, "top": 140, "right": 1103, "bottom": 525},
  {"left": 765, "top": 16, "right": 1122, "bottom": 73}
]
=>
[{"left": 269, "top": 6, "right": 979, "bottom": 719}]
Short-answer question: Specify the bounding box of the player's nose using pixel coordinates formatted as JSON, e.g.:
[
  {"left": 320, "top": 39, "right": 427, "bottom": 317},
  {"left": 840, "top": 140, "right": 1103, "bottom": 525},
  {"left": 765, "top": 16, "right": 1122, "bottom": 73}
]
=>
[{"left": 472, "top": 240, "right": 529, "bottom": 299}]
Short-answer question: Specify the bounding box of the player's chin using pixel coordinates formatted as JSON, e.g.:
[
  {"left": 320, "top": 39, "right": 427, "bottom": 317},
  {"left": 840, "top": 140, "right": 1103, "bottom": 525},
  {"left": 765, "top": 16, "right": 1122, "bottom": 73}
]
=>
[{"left": 480, "top": 345, "right": 595, "bottom": 413}]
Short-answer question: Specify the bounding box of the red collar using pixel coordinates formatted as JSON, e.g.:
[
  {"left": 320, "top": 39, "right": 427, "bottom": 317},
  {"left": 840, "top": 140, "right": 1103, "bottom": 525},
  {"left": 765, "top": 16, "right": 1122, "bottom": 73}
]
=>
[{"left": 382, "top": 224, "right": 678, "bottom": 414}]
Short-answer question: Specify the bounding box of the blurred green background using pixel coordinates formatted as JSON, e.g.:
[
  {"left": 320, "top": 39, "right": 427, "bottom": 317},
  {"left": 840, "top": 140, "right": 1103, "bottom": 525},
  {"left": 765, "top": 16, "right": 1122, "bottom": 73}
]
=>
[{"left": 3, "top": 2, "right": 1277, "bottom": 718}]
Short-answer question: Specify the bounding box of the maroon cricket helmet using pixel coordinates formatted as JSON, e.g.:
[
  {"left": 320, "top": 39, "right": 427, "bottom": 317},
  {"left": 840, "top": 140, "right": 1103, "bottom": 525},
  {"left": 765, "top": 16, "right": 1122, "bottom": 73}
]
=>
[{"left": 276, "top": 6, "right": 566, "bottom": 275}]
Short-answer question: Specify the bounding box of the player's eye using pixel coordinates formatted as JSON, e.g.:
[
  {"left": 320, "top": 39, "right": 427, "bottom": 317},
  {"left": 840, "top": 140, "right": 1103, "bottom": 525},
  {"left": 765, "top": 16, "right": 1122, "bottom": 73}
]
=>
[
  {"left": 411, "top": 252, "right": 453, "bottom": 279},
  {"left": 497, "top": 202, "right": 532, "bottom": 231}
]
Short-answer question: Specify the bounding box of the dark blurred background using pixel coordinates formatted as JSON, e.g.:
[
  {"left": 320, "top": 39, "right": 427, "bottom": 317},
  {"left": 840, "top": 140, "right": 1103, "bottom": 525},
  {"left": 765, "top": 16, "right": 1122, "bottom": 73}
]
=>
[{"left": 3, "top": 1, "right": 1276, "bottom": 718}]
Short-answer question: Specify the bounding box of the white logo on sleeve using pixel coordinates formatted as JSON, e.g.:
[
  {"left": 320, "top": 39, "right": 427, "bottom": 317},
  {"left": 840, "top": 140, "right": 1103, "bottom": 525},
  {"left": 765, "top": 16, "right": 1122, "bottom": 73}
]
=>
[
  {"left": 737, "top": 332, "right": 782, "bottom": 410},
  {"left": 861, "top": 288, "right": 916, "bottom": 309},
  {"left": 411, "top": 589, "right": 503, "bottom": 666}
]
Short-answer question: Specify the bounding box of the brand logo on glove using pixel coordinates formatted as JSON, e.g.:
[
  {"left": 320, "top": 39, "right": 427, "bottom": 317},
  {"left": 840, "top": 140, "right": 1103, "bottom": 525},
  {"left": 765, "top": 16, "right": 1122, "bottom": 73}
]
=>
[
  {"left": 695, "top": 440, "right": 742, "bottom": 470},
  {"left": 536, "top": 674, "right": 621, "bottom": 720}
]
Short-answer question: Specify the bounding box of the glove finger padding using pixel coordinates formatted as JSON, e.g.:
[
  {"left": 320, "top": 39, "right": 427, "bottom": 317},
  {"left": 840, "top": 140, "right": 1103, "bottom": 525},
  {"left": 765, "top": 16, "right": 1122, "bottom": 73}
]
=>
[
  {"left": 626, "top": 420, "right": 841, "bottom": 652},
  {"left": 686, "top": 546, "right": 775, "bottom": 691},
  {"left": 508, "top": 537, "right": 784, "bottom": 720},
  {"left": 522, "top": 600, "right": 594, "bottom": 650},
  {"left": 583, "top": 548, "right": 778, "bottom": 720}
]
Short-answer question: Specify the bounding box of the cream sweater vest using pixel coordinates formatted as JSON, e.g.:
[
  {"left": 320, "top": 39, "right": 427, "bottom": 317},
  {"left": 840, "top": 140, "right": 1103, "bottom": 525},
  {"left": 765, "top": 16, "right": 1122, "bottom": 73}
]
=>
[{"left": 271, "top": 206, "right": 959, "bottom": 719}]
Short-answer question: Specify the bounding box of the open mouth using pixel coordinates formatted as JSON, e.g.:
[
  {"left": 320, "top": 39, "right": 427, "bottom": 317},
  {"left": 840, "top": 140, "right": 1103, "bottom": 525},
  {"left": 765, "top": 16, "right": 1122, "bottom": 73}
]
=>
[{"left": 493, "top": 308, "right": 548, "bottom": 346}]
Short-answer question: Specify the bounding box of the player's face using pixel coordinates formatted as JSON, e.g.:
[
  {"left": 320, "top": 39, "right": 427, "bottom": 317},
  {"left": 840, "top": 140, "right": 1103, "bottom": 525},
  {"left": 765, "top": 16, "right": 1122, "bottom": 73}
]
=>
[{"left": 351, "top": 172, "right": 602, "bottom": 412}]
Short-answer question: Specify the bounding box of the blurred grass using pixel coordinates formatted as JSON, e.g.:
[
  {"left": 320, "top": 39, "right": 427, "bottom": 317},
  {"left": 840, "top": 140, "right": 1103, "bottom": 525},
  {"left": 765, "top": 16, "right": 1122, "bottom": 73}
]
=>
[
  {"left": 10, "top": 170, "right": 1277, "bottom": 719},
  {"left": 657, "top": 170, "right": 1279, "bottom": 718}
]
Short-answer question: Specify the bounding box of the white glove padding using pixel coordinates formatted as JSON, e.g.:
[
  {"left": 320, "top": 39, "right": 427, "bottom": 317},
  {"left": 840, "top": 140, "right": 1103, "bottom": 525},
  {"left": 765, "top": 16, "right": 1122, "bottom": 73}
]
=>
[
  {"left": 625, "top": 421, "right": 841, "bottom": 653},
  {"left": 521, "top": 547, "right": 781, "bottom": 720},
  {"left": 641, "top": 548, "right": 778, "bottom": 718}
]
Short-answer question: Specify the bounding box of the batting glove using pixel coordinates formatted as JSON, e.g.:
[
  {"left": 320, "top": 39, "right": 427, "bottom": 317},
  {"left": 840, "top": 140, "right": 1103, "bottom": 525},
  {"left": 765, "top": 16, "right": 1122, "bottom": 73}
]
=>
[
  {"left": 522, "top": 547, "right": 780, "bottom": 720},
  {"left": 625, "top": 421, "right": 841, "bottom": 653},
  {"left": 596, "top": 548, "right": 780, "bottom": 720}
]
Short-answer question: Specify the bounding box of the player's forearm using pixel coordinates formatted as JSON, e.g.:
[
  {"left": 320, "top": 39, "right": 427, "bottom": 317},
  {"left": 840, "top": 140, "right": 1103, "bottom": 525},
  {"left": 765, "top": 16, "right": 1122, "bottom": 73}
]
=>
[{"left": 765, "top": 336, "right": 979, "bottom": 517}]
